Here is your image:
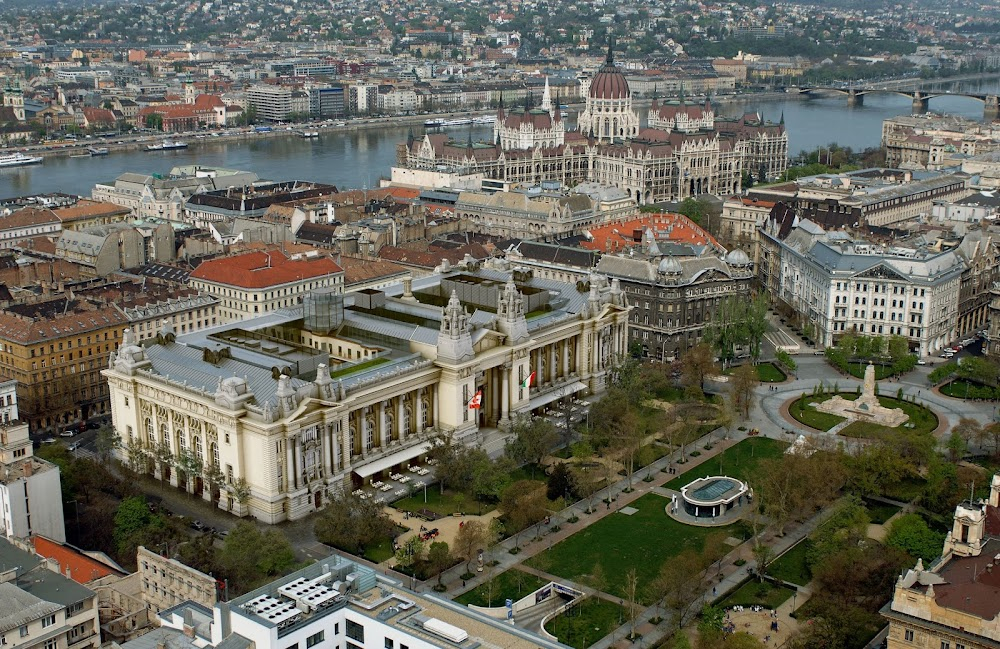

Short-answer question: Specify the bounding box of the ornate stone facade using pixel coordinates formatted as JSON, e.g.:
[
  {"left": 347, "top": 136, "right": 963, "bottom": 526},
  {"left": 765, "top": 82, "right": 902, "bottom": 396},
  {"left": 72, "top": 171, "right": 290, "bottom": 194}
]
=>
[{"left": 103, "top": 265, "right": 629, "bottom": 523}]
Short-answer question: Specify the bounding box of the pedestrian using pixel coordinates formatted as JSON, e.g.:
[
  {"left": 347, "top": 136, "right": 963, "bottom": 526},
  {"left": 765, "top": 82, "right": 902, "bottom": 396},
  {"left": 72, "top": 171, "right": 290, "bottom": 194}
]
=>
[
  {"left": 462, "top": 579, "right": 466, "bottom": 587},
  {"left": 713, "top": 586, "right": 717, "bottom": 596}
]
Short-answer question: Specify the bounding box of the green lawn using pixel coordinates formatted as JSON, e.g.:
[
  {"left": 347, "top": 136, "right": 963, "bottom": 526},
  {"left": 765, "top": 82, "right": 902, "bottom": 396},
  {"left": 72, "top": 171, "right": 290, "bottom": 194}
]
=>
[
  {"left": 454, "top": 569, "right": 549, "bottom": 608},
  {"left": 664, "top": 437, "right": 788, "bottom": 491},
  {"left": 788, "top": 393, "right": 848, "bottom": 432},
  {"left": 544, "top": 598, "right": 626, "bottom": 649},
  {"left": 725, "top": 362, "right": 787, "bottom": 383},
  {"left": 767, "top": 539, "right": 813, "bottom": 586},
  {"left": 363, "top": 536, "right": 396, "bottom": 563},
  {"left": 329, "top": 357, "right": 390, "bottom": 378},
  {"left": 392, "top": 487, "right": 496, "bottom": 517},
  {"left": 718, "top": 580, "right": 795, "bottom": 610},
  {"left": 838, "top": 397, "right": 938, "bottom": 438},
  {"left": 525, "top": 493, "right": 749, "bottom": 602},
  {"left": 864, "top": 499, "right": 902, "bottom": 525},
  {"left": 940, "top": 379, "right": 999, "bottom": 400}
]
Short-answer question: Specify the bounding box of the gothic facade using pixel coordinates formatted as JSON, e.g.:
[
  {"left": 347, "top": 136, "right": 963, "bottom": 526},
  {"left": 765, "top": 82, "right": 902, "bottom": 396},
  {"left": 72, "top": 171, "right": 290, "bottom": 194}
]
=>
[{"left": 396, "top": 47, "right": 787, "bottom": 205}]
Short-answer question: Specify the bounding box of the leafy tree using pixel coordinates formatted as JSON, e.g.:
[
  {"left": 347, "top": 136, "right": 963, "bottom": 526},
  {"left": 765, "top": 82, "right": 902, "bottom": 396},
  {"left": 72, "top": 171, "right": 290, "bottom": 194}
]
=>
[
  {"left": 885, "top": 514, "right": 945, "bottom": 563},
  {"left": 394, "top": 536, "right": 425, "bottom": 572},
  {"left": 945, "top": 431, "right": 967, "bottom": 463},
  {"left": 314, "top": 491, "right": 395, "bottom": 555},
  {"left": 426, "top": 541, "right": 452, "bottom": 586},
  {"left": 505, "top": 415, "right": 558, "bottom": 470},
  {"left": 730, "top": 363, "right": 759, "bottom": 418},
  {"left": 453, "top": 519, "right": 488, "bottom": 573},
  {"left": 845, "top": 442, "right": 908, "bottom": 497},
  {"left": 546, "top": 462, "right": 575, "bottom": 501},
  {"left": 649, "top": 547, "right": 709, "bottom": 631},
  {"left": 220, "top": 522, "right": 296, "bottom": 594},
  {"left": 471, "top": 453, "right": 515, "bottom": 503},
  {"left": 113, "top": 496, "right": 152, "bottom": 555},
  {"left": 498, "top": 480, "right": 548, "bottom": 541},
  {"left": 680, "top": 343, "right": 718, "bottom": 398},
  {"left": 976, "top": 422, "right": 1000, "bottom": 458}
]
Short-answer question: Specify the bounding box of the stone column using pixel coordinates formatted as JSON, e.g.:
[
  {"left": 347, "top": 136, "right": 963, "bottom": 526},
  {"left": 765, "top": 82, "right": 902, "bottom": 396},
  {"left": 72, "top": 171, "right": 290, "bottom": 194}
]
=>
[
  {"left": 432, "top": 387, "right": 439, "bottom": 429},
  {"left": 379, "top": 401, "right": 388, "bottom": 450},
  {"left": 397, "top": 398, "right": 405, "bottom": 442},
  {"left": 340, "top": 413, "right": 351, "bottom": 470},
  {"left": 415, "top": 389, "right": 424, "bottom": 434},
  {"left": 535, "top": 349, "right": 543, "bottom": 384},
  {"left": 563, "top": 340, "right": 570, "bottom": 377},
  {"left": 500, "top": 364, "right": 510, "bottom": 424},
  {"left": 323, "top": 424, "right": 334, "bottom": 475},
  {"left": 285, "top": 437, "right": 296, "bottom": 492},
  {"left": 550, "top": 345, "right": 558, "bottom": 382}
]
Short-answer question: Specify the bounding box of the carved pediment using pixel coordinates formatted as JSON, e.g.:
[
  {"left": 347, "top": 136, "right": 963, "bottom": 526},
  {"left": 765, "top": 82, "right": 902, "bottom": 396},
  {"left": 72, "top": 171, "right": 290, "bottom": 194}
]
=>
[{"left": 854, "top": 264, "right": 908, "bottom": 282}]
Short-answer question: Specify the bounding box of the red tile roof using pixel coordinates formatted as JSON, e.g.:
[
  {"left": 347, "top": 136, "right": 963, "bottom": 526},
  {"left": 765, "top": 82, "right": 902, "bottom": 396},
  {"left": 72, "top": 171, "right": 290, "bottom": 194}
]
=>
[
  {"left": 189, "top": 250, "right": 343, "bottom": 289},
  {"left": 33, "top": 536, "right": 124, "bottom": 584},
  {"left": 580, "top": 213, "right": 720, "bottom": 253}
]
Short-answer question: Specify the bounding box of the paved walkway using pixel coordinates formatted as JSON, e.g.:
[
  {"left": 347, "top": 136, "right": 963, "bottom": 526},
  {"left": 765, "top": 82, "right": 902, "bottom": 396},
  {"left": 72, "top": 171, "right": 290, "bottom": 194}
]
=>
[{"left": 426, "top": 420, "right": 841, "bottom": 649}]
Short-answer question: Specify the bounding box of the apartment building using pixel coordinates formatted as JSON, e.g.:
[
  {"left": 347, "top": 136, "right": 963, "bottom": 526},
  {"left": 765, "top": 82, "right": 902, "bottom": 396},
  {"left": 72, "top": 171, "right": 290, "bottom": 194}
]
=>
[{"left": 0, "top": 538, "right": 100, "bottom": 649}]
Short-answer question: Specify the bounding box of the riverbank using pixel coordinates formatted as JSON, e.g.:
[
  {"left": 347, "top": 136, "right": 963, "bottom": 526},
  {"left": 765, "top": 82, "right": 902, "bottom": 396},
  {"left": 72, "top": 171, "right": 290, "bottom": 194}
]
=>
[{"left": 26, "top": 90, "right": 801, "bottom": 161}]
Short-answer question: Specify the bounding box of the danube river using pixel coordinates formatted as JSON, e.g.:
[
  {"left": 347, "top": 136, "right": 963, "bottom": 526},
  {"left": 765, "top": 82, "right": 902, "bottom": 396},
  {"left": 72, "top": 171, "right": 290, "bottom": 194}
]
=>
[{"left": 3, "top": 79, "right": 1000, "bottom": 198}]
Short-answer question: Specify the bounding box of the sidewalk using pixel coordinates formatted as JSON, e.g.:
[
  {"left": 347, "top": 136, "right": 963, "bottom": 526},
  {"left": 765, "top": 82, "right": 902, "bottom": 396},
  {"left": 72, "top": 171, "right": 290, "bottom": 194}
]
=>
[{"left": 430, "top": 423, "right": 838, "bottom": 649}]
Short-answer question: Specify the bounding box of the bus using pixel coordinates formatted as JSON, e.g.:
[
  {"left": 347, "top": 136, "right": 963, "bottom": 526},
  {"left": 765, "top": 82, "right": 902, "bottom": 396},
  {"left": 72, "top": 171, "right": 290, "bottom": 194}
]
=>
[{"left": 254, "top": 126, "right": 272, "bottom": 133}]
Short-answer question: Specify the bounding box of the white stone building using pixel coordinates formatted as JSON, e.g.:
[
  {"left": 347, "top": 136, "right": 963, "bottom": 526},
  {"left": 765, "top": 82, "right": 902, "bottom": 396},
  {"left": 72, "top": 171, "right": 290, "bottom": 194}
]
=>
[
  {"left": 0, "top": 381, "right": 66, "bottom": 543},
  {"left": 103, "top": 263, "right": 629, "bottom": 523},
  {"left": 762, "top": 218, "right": 965, "bottom": 356},
  {"left": 577, "top": 45, "right": 640, "bottom": 143}
]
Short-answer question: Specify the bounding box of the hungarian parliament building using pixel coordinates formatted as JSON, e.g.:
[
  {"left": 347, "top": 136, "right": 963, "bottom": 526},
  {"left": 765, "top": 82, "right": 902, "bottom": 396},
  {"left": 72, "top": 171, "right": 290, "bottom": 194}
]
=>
[{"left": 397, "top": 47, "right": 788, "bottom": 204}]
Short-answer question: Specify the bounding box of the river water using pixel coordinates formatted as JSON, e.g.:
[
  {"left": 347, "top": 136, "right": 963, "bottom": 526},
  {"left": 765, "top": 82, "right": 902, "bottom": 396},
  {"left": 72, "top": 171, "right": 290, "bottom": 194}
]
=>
[{"left": 3, "top": 79, "right": 999, "bottom": 199}]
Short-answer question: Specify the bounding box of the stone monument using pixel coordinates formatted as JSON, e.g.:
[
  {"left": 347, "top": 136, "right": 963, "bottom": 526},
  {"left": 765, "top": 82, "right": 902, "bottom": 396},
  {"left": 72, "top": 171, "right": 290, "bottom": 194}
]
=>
[{"left": 815, "top": 362, "right": 908, "bottom": 427}]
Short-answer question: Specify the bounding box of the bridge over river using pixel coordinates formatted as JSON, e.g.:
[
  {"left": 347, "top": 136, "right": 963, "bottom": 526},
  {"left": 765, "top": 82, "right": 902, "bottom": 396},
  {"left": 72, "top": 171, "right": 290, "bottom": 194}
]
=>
[{"left": 787, "top": 84, "right": 999, "bottom": 119}]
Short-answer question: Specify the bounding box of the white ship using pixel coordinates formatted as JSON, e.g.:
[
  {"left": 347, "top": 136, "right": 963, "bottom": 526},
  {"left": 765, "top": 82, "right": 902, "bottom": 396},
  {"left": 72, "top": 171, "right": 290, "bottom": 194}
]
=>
[
  {"left": 0, "top": 152, "right": 43, "bottom": 167},
  {"left": 474, "top": 115, "right": 497, "bottom": 124},
  {"left": 146, "top": 140, "right": 188, "bottom": 151}
]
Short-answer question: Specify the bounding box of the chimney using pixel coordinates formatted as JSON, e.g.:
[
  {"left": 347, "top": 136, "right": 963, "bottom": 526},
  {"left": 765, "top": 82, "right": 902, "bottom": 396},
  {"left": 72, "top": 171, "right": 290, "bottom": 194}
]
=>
[{"left": 22, "top": 460, "right": 33, "bottom": 477}]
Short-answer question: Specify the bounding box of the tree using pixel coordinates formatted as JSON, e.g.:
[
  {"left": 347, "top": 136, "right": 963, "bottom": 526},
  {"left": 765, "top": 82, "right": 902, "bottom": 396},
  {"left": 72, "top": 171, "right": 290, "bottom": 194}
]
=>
[
  {"left": 608, "top": 406, "right": 644, "bottom": 489},
  {"left": 623, "top": 568, "right": 641, "bottom": 639},
  {"left": 680, "top": 343, "right": 717, "bottom": 398},
  {"left": 572, "top": 464, "right": 603, "bottom": 514},
  {"left": 498, "top": 480, "right": 548, "bottom": 543},
  {"left": 649, "top": 547, "right": 708, "bottom": 631},
  {"left": 113, "top": 496, "right": 152, "bottom": 555},
  {"left": 95, "top": 424, "right": 119, "bottom": 462},
  {"left": 220, "top": 522, "right": 296, "bottom": 594},
  {"left": 975, "top": 422, "right": 1000, "bottom": 458},
  {"left": 453, "top": 519, "right": 488, "bottom": 573},
  {"left": 751, "top": 542, "right": 774, "bottom": 581},
  {"left": 885, "top": 514, "right": 945, "bottom": 563},
  {"left": 471, "top": 454, "right": 514, "bottom": 504},
  {"left": 229, "top": 477, "right": 252, "bottom": 514},
  {"left": 394, "top": 536, "right": 425, "bottom": 572},
  {"left": 314, "top": 491, "right": 395, "bottom": 555},
  {"left": 945, "top": 431, "right": 967, "bottom": 463},
  {"left": 845, "top": 442, "right": 908, "bottom": 497},
  {"left": 427, "top": 541, "right": 452, "bottom": 587},
  {"left": 730, "top": 363, "right": 759, "bottom": 418},
  {"left": 145, "top": 113, "right": 164, "bottom": 130},
  {"left": 506, "top": 415, "right": 558, "bottom": 471},
  {"left": 547, "top": 462, "right": 576, "bottom": 501}
]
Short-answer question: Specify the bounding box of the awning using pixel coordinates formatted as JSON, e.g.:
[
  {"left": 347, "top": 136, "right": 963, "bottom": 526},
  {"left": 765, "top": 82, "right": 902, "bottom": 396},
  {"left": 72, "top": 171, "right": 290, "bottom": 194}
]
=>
[
  {"left": 527, "top": 381, "right": 588, "bottom": 411},
  {"left": 352, "top": 441, "right": 432, "bottom": 479}
]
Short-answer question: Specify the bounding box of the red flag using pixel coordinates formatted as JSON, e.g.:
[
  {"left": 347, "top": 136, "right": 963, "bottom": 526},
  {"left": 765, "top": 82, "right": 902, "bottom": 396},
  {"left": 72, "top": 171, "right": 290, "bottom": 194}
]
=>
[{"left": 468, "top": 389, "right": 482, "bottom": 409}]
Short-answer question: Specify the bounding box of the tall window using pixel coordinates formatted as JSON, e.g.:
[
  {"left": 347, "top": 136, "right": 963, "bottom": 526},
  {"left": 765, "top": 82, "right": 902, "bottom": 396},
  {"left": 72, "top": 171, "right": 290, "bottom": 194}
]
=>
[
  {"left": 402, "top": 406, "right": 411, "bottom": 436},
  {"left": 146, "top": 419, "right": 155, "bottom": 445},
  {"left": 364, "top": 418, "right": 374, "bottom": 452},
  {"left": 193, "top": 435, "right": 203, "bottom": 460},
  {"left": 211, "top": 442, "right": 220, "bottom": 468}
]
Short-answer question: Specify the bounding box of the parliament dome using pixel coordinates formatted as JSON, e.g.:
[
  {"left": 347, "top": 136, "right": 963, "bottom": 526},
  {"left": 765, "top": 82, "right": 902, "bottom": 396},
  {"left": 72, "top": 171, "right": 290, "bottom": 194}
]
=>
[{"left": 589, "top": 44, "right": 630, "bottom": 100}]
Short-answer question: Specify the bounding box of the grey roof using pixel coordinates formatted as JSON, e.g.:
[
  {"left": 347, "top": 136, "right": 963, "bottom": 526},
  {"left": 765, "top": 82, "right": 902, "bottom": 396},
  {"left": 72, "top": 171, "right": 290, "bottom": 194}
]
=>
[
  {"left": 144, "top": 343, "right": 310, "bottom": 405},
  {"left": 0, "top": 540, "right": 95, "bottom": 610},
  {"left": 56, "top": 230, "right": 110, "bottom": 256},
  {"left": 120, "top": 627, "right": 201, "bottom": 649},
  {"left": 0, "top": 583, "right": 62, "bottom": 634}
]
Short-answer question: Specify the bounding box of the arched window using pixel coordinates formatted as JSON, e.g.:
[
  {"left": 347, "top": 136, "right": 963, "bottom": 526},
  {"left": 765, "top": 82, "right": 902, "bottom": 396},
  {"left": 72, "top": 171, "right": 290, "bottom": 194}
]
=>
[
  {"left": 160, "top": 424, "right": 169, "bottom": 447},
  {"left": 403, "top": 406, "right": 411, "bottom": 435},
  {"left": 145, "top": 419, "right": 155, "bottom": 445},
  {"left": 193, "top": 435, "right": 203, "bottom": 460},
  {"left": 178, "top": 432, "right": 187, "bottom": 451},
  {"left": 210, "top": 442, "right": 219, "bottom": 468},
  {"left": 349, "top": 425, "right": 357, "bottom": 456},
  {"left": 421, "top": 399, "right": 430, "bottom": 430}
]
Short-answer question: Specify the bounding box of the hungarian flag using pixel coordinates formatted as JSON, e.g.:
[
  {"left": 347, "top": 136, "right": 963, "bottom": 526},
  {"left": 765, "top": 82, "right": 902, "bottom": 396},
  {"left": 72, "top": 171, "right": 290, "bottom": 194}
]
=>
[
  {"left": 468, "top": 389, "right": 483, "bottom": 409},
  {"left": 520, "top": 371, "right": 536, "bottom": 388}
]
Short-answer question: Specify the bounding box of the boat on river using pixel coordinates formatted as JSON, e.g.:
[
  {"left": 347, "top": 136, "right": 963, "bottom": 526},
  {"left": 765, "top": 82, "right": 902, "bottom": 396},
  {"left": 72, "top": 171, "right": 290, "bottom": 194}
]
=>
[{"left": 0, "top": 152, "right": 43, "bottom": 167}]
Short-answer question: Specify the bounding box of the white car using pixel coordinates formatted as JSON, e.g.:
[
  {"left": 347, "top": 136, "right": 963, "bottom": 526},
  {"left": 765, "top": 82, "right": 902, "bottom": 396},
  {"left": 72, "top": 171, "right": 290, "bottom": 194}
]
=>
[{"left": 916, "top": 359, "right": 927, "bottom": 365}]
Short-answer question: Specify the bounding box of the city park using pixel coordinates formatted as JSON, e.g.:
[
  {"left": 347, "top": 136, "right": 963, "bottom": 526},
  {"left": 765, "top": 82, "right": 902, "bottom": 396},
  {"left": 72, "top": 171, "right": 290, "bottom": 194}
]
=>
[{"left": 310, "top": 320, "right": 1000, "bottom": 649}]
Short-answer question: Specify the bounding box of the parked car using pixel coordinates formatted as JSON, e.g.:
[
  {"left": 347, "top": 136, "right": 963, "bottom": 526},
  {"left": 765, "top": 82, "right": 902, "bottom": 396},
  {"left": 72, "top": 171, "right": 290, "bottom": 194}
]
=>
[
  {"left": 60, "top": 429, "right": 78, "bottom": 437},
  {"left": 191, "top": 520, "right": 205, "bottom": 531},
  {"left": 916, "top": 359, "right": 927, "bottom": 365},
  {"left": 42, "top": 437, "right": 57, "bottom": 444},
  {"left": 68, "top": 442, "right": 81, "bottom": 451}
]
